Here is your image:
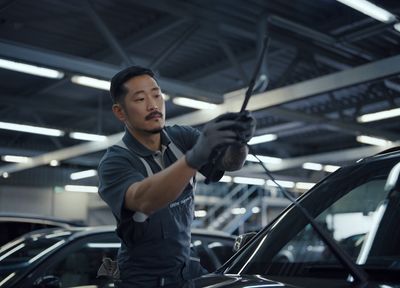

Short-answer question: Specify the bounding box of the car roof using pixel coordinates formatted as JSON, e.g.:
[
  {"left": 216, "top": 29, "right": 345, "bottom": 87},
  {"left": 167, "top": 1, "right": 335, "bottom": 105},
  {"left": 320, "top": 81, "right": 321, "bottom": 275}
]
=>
[{"left": 0, "top": 212, "right": 85, "bottom": 227}]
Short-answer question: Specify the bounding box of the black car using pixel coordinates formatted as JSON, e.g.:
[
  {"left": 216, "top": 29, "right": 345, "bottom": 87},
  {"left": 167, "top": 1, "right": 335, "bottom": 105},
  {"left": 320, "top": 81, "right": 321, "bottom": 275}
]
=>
[
  {"left": 0, "top": 226, "right": 235, "bottom": 287},
  {"left": 0, "top": 213, "right": 85, "bottom": 247},
  {"left": 194, "top": 148, "right": 400, "bottom": 288}
]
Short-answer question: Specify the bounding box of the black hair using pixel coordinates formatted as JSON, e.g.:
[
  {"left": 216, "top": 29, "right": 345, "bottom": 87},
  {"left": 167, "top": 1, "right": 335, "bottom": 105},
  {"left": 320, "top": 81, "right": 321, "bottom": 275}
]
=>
[{"left": 110, "top": 65, "right": 156, "bottom": 104}]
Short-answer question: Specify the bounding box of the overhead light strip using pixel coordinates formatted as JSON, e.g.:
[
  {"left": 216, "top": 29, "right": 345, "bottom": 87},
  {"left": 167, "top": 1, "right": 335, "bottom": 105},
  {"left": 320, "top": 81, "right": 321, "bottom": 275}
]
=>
[
  {"left": 69, "top": 132, "right": 107, "bottom": 142},
  {"left": 64, "top": 185, "right": 98, "bottom": 193},
  {"left": 336, "top": 0, "right": 396, "bottom": 23},
  {"left": 70, "top": 169, "right": 98, "bottom": 180},
  {"left": 172, "top": 97, "right": 217, "bottom": 110},
  {"left": 356, "top": 135, "right": 392, "bottom": 146},
  {"left": 0, "top": 121, "right": 64, "bottom": 137},
  {"left": 0, "top": 58, "right": 64, "bottom": 79},
  {"left": 71, "top": 75, "right": 110, "bottom": 90},
  {"left": 357, "top": 107, "right": 400, "bottom": 123},
  {"left": 248, "top": 134, "right": 277, "bottom": 145}
]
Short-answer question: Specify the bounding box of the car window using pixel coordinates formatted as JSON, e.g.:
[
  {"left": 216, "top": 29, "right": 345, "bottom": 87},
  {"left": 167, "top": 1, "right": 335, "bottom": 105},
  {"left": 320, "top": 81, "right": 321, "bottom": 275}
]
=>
[
  {"left": 225, "top": 156, "right": 400, "bottom": 285},
  {"left": 32, "top": 233, "right": 119, "bottom": 288}
]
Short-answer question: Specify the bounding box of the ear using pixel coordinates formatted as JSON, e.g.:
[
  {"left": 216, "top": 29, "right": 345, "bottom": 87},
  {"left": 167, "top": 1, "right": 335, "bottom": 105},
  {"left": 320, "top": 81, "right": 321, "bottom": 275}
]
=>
[{"left": 112, "top": 104, "right": 126, "bottom": 122}]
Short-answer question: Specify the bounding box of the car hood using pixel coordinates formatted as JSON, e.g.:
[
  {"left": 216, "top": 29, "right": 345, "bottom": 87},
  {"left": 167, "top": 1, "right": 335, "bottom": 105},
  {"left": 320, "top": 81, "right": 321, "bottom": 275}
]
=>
[{"left": 193, "top": 274, "right": 298, "bottom": 287}]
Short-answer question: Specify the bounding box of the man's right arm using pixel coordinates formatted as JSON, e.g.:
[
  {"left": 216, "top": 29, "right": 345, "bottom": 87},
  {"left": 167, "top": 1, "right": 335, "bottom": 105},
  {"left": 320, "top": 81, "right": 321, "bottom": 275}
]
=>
[{"left": 124, "top": 156, "right": 196, "bottom": 215}]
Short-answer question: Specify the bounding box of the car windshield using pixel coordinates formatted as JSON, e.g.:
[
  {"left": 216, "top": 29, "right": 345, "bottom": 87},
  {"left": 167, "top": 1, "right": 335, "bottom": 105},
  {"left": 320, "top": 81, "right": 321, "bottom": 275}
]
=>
[
  {"left": 224, "top": 153, "right": 400, "bottom": 286},
  {"left": 0, "top": 229, "right": 70, "bottom": 285}
]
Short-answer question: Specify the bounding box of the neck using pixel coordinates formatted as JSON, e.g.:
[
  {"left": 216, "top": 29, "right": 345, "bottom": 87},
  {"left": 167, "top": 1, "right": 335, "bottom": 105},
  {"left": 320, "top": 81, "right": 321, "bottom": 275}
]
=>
[{"left": 127, "top": 126, "right": 161, "bottom": 151}]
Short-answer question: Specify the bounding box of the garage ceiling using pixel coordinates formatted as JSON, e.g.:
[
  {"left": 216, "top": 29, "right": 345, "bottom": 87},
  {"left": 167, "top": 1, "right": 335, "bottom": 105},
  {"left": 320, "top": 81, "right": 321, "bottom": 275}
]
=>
[{"left": 0, "top": 0, "right": 399, "bottom": 189}]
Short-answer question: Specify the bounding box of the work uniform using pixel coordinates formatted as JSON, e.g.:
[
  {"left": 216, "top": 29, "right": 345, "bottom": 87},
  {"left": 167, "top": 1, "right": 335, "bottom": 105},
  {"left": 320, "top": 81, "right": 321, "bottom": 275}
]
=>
[{"left": 98, "top": 125, "right": 222, "bottom": 287}]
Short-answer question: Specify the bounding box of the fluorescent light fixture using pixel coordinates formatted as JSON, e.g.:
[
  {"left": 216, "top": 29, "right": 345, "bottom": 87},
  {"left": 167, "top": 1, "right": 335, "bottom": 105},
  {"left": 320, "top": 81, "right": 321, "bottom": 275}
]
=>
[
  {"left": 266, "top": 179, "right": 295, "bottom": 188},
  {"left": 231, "top": 207, "right": 246, "bottom": 215},
  {"left": 248, "top": 134, "right": 277, "bottom": 145},
  {"left": 71, "top": 75, "right": 110, "bottom": 90},
  {"left": 219, "top": 175, "right": 232, "bottom": 183},
  {"left": 87, "top": 243, "right": 121, "bottom": 248},
  {"left": 2, "top": 172, "right": 9, "bottom": 178},
  {"left": 194, "top": 210, "right": 207, "bottom": 217},
  {"left": 295, "top": 182, "right": 316, "bottom": 190},
  {"left": 69, "top": 132, "right": 107, "bottom": 142},
  {"left": 0, "top": 121, "right": 64, "bottom": 137},
  {"left": 357, "top": 107, "right": 400, "bottom": 123},
  {"left": 49, "top": 160, "right": 59, "bottom": 167},
  {"left": 233, "top": 177, "right": 265, "bottom": 186},
  {"left": 336, "top": 0, "right": 396, "bottom": 23},
  {"left": 356, "top": 135, "right": 392, "bottom": 146},
  {"left": 302, "top": 162, "right": 323, "bottom": 171},
  {"left": 252, "top": 206, "right": 260, "bottom": 213},
  {"left": 246, "top": 154, "right": 282, "bottom": 164},
  {"left": 394, "top": 23, "right": 400, "bottom": 32},
  {"left": 0, "top": 58, "right": 64, "bottom": 79},
  {"left": 1, "top": 155, "right": 31, "bottom": 163},
  {"left": 324, "top": 165, "right": 340, "bottom": 173},
  {"left": 70, "top": 169, "right": 98, "bottom": 180},
  {"left": 64, "top": 185, "right": 98, "bottom": 193},
  {"left": 172, "top": 97, "right": 217, "bottom": 110}
]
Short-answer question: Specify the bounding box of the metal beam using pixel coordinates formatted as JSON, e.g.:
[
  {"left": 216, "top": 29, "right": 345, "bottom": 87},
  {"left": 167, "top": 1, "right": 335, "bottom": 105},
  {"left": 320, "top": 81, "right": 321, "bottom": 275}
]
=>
[
  {"left": 0, "top": 41, "right": 223, "bottom": 102},
  {"left": 2, "top": 53, "right": 400, "bottom": 174}
]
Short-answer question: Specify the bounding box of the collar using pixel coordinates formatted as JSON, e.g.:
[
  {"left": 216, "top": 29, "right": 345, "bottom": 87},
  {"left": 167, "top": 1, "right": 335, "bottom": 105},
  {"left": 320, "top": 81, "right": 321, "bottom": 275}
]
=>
[{"left": 122, "top": 127, "right": 172, "bottom": 157}]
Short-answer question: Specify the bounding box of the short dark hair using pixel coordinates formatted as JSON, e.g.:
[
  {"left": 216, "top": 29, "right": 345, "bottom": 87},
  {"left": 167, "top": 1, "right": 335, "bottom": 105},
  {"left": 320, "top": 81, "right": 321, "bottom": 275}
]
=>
[{"left": 110, "top": 66, "right": 156, "bottom": 104}]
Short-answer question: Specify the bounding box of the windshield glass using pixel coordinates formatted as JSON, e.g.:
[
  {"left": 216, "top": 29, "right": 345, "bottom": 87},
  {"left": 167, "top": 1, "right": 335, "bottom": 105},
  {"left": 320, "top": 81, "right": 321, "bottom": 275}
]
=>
[
  {"left": 0, "top": 230, "right": 70, "bottom": 285},
  {"left": 225, "top": 154, "right": 400, "bottom": 285}
]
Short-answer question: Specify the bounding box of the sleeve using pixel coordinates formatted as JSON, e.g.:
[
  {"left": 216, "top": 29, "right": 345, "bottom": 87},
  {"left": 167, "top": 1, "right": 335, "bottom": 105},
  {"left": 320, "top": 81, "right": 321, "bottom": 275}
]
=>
[{"left": 97, "top": 149, "right": 145, "bottom": 220}]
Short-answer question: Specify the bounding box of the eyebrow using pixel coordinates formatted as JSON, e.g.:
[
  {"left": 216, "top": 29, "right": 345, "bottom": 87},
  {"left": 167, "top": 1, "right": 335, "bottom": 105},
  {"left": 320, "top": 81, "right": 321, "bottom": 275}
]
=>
[{"left": 131, "top": 87, "right": 161, "bottom": 97}]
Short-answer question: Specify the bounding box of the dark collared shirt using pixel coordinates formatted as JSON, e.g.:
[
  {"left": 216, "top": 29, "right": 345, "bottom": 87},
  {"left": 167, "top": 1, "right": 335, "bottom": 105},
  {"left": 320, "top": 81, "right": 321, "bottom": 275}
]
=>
[{"left": 98, "top": 125, "right": 219, "bottom": 286}]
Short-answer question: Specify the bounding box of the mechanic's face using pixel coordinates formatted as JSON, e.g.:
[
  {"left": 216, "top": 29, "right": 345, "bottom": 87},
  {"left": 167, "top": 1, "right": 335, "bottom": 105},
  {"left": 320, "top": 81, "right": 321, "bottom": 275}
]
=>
[{"left": 113, "top": 75, "right": 165, "bottom": 136}]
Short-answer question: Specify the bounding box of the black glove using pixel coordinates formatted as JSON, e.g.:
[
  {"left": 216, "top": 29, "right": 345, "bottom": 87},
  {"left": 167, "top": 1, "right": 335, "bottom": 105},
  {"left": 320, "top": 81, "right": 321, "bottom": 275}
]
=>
[
  {"left": 186, "top": 119, "right": 245, "bottom": 169},
  {"left": 214, "top": 111, "right": 256, "bottom": 144}
]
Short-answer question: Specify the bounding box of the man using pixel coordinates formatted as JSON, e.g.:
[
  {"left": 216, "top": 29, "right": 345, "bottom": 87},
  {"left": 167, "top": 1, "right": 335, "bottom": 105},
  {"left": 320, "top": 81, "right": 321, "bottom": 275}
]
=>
[{"left": 98, "top": 66, "right": 256, "bottom": 287}]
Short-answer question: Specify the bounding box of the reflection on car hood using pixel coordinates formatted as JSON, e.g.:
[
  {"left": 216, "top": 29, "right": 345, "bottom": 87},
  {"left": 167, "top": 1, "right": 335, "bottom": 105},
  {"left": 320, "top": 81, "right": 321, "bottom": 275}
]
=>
[{"left": 194, "top": 274, "right": 297, "bottom": 287}]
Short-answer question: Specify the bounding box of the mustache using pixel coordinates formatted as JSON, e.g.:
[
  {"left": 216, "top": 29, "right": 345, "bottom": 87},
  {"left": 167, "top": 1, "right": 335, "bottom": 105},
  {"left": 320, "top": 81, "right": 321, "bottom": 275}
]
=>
[{"left": 145, "top": 111, "right": 163, "bottom": 120}]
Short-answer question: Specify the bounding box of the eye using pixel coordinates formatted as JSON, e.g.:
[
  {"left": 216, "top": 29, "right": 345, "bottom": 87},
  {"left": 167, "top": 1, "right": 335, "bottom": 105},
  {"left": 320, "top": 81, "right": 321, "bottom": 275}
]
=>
[{"left": 134, "top": 98, "right": 144, "bottom": 102}]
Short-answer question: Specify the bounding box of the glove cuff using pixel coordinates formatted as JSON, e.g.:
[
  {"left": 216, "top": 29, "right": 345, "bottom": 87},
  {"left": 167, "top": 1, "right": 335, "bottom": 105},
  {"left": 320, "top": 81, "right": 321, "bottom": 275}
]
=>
[{"left": 185, "top": 149, "right": 203, "bottom": 170}]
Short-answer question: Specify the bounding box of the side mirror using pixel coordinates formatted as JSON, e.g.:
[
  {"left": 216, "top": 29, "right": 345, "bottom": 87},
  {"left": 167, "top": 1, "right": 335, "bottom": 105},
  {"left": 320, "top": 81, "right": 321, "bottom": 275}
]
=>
[
  {"left": 385, "top": 162, "right": 400, "bottom": 195},
  {"left": 233, "top": 232, "right": 256, "bottom": 252},
  {"left": 33, "top": 275, "right": 61, "bottom": 288}
]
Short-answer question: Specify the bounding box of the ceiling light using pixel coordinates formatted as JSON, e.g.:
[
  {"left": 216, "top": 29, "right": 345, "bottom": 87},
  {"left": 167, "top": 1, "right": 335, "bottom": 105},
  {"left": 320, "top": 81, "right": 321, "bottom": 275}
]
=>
[
  {"left": 1, "top": 155, "right": 31, "bottom": 163},
  {"left": 49, "top": 160, "right": 59, "bottom": 167},
  {"left": 251, "top": 206, "right": 260, "bottom": 214},
  {"left": 219, "top": 175, "right": 232, "bottom": 183},
  {"left": 64, "top": 185, "right": 98, "bottom": 193},
  {"left": 69, "top": 132, "right": 107, "bottom": 142},
  {"left": 71, "top": 75, "right": 110, "bottom": 90},
  {"left": 70, "top": 169, "right": 98, "bottom": 180},
  {"left": 266, "top": 180, "right": 295, "bottom": 188},
  {"left": 162, "top": 93, "right": 170, "bottom": 101},
  {"left": 2, "top": 172, "right": 9, "bottom": 178},
  {"left": 302, "top": 162, "right": 323, "bottom": 171},
  {"left": 233, "top": 177, "right": 265, "bottom": 186},
  {"left": 324, "top": 165, "right": 340, "bottom": 173},
  {"left": 231, "top": 207, "right": 246, "bottom": 215},
  {"left": 336, "top": 0, "right": 396, "bottom": 23},
  {"left": 295, "top": 182, "right": 316, "bottom": 190},
  {"left": 394, "top": 23, "right": 400, "bottom": 32},
  {"left": 248, "top": 134, "right": 277, "bottom": 145},
  {"left": 246, "top": 154, "right": 282, "bottom": 164},
  {"left": 357, "top": 135, "right": 392, "bottom": 146},
  {"left": 0, "top": 58, "right": 64, "bottom": 79},
  {"left": 194, "top": 210, "right": 207, "bottom": 217},
  {"left": 172, "top": 97, "right": 217, "bottom": 110},
  {"left": 0, "top": 121, "right": 64, "bottom": 137},
  {"left": 357, "top": 107, "right": 400, "bottom": 123}
]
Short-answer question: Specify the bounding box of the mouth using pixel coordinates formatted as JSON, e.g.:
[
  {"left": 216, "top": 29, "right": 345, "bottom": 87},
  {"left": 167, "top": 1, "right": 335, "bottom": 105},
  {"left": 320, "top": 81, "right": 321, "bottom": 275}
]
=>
[{"left": 145, "top": 112, "right": 163, "bottom": 121}]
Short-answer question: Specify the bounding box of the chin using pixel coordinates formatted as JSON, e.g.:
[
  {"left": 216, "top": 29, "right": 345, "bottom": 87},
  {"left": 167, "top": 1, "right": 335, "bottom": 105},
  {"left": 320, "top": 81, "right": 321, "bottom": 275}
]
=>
[{"left": 147, "top": 127, "right": 163, "bottom": 134}]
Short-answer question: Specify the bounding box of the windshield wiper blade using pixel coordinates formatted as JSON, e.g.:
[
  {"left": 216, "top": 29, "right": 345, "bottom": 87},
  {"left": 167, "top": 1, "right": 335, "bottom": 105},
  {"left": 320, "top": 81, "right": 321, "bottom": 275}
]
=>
[{"left": 250, "top": 150, "right": 369, "bottom": 287}]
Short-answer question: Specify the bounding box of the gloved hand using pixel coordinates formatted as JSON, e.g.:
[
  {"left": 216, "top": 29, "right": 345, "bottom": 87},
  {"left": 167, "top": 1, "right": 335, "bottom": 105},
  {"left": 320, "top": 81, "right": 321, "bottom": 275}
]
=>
[
  {"left": 186, "top": 118, "right": 245, "bottom": 169},
  {"left": 214, "top": 111, "right": 256, "bottom": 144}
]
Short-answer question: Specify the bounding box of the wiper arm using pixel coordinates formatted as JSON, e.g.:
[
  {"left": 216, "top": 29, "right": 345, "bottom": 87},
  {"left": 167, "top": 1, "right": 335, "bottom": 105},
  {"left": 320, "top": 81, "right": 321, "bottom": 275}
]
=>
[{"left": 250, "top": 150, "right": 369, "bottom": 287}]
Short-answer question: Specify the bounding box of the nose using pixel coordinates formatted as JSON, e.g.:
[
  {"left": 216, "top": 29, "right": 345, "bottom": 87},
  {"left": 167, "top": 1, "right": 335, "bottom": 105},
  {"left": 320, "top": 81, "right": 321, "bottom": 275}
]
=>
[{"left": 147, "top": 98, "right": 158, "bottom": 111}]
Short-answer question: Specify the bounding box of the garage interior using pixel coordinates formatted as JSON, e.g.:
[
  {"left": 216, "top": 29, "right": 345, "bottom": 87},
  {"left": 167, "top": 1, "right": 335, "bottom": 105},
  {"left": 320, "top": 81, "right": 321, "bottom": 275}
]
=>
[{"left": 0, "top": 0, "right": 399, "bottom": 234}]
